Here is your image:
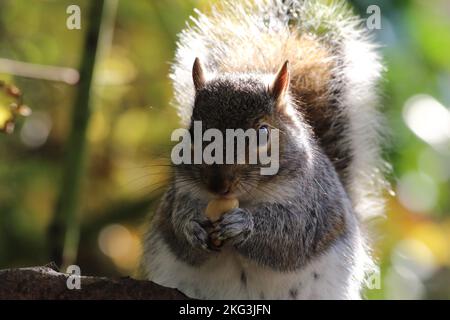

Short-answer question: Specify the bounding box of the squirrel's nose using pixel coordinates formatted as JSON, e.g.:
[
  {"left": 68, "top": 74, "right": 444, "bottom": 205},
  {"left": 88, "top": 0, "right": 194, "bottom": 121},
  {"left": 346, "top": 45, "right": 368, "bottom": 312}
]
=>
[
  {"left": 207, "top": 179, "right": 232, "bottom": 196},
  {"left": 217, "top": 185, "right": 231, "bottom": 196},
  {"left": 204, "top": 165, "right": 235, "bottom": 196}
]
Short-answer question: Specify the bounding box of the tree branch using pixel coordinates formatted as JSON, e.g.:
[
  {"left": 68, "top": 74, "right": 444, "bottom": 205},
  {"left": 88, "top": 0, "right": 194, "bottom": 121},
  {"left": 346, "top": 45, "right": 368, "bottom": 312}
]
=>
[
  {"left": 0, "top": 58, "right": 79, "bottom": 85},
  {"left": 0, "top": 264, "right": 189, "bottom": 300}
]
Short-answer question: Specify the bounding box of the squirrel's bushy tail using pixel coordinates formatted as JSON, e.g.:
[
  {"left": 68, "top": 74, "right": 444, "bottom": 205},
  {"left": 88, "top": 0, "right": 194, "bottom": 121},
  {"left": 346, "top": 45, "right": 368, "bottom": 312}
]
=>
[{"left": 170, "top": 0, "right": 388, "bottom": 220}]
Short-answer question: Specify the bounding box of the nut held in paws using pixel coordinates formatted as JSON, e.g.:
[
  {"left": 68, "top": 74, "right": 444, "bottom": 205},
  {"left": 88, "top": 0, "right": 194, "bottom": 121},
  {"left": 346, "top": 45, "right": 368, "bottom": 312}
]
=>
[
  {"left": 205, "top": 197, "right": 239, "bottom": 247},
  {"left": 205, "top": 197, "right": 239, "bottom": 222}
]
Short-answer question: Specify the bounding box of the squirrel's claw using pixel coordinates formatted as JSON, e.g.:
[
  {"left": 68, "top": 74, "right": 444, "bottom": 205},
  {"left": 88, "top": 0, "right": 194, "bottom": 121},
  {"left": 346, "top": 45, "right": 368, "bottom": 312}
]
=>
[
  {"left": 210, "top": 208, "right": 254, "bottom": 246},
  {"left": 184, "top": 218, "right": 216, "bottom": 252}
]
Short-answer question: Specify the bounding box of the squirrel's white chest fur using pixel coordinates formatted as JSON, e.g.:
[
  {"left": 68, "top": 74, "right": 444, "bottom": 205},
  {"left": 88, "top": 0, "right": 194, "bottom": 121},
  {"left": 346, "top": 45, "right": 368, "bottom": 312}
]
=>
[{"left": 142, "top": 226, "right": 368, "bottom": 300}]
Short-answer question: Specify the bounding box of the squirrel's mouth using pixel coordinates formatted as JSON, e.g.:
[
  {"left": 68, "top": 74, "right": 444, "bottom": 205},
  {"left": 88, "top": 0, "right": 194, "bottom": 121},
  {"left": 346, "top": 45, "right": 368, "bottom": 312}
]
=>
[
  {"left": 203, "top": 180, "right": 236, "bottom": 199},
  {"left": 206, "top": 187, "right": 237, "bottom": 200},
  {"left": 212, "top": 193, "right": 237, "bottom": 200}
]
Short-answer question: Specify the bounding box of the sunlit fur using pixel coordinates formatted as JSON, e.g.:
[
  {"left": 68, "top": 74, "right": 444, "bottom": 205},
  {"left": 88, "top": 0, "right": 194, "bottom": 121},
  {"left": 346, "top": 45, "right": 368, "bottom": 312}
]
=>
[{"left": 171, "top": 0, "right": 387, "bottom": 221}]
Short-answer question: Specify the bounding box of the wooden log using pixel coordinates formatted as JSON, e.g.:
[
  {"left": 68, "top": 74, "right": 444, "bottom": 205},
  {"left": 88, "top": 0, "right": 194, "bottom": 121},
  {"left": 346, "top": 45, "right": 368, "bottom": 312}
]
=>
[{"left": 0, "top": 264, "right": 189, "bottom": 300}]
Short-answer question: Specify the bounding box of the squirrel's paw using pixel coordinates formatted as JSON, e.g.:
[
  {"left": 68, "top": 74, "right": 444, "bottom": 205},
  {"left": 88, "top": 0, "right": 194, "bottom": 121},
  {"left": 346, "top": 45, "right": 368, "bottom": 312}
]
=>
[
  {"left": 210, "top": 208, "right": 254, "bottom": 247},
  {"left": 183, "top": 217, "right": 218, "bottom": 252}
]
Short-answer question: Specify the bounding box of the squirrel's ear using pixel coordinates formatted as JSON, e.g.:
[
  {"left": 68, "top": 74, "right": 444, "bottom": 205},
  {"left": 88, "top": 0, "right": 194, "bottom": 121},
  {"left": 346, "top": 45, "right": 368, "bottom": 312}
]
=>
[
  {"left": 269, "top": 60, "right": 290, "bottom": 103},
  {"left": 192, "top": 57, "right": 206, "bottom": 91}
]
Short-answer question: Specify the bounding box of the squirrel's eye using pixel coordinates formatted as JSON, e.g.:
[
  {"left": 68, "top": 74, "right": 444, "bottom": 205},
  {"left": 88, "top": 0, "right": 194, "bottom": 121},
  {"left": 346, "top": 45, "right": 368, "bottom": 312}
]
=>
[
  {"left": 258, "top": 124, "right": 269, "bottom": 134},
  {"left": 257, "top": 124, "right": 270, "bottom": 147}
]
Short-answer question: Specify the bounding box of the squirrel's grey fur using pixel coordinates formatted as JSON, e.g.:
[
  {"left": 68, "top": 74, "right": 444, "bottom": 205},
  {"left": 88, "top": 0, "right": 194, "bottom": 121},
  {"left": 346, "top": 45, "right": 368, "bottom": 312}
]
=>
[{"left": 141, "top": 0, "right": 387, "bottom": 299}]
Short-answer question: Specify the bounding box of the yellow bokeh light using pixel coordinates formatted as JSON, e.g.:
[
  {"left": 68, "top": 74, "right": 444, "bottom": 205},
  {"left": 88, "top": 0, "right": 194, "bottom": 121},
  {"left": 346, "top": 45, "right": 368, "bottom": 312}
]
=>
[
  {"left": 0, "top": 106, "right": 11, "bottom": 128},
  {"left": 408, "top": 223, "right": 450, "bottom": 266},
  {"left": 88, "top": 111, "right": 109, "bottom": 143},
  {"left": 98, "top": 224, "right": 142, "bottom": 272}
]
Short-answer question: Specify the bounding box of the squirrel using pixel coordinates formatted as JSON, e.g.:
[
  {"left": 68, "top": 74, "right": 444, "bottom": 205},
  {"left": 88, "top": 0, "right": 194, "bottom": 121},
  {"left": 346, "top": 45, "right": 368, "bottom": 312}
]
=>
[{"left": 140, "top": 0, "right": 387, "bottom": 299}]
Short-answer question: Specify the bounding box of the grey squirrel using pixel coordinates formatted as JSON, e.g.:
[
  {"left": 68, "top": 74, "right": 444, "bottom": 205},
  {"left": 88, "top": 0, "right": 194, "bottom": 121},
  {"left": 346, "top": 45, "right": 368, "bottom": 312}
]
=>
[{"left": 140, "top": 0, "right": 386, "bottom": 299}]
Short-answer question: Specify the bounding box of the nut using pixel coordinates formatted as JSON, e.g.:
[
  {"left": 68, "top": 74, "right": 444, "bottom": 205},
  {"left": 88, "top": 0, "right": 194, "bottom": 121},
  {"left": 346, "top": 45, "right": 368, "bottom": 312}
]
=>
[
  {"left": 205, "top": 197, "right": 239, "bottom": 222},
  {"left": 205, "top": 197, "right": 239, "bottom": 247}
]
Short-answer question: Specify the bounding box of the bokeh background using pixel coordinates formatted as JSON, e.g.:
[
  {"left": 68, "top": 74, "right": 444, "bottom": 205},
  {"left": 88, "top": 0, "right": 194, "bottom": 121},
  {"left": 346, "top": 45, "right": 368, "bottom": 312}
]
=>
[{"left": 0, "top": 0, "right": 449, "bottom": 299}]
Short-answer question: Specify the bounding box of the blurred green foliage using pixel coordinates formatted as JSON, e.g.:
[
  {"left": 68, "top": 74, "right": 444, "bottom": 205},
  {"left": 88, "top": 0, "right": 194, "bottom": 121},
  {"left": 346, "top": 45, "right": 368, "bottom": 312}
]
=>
[{"left": 0, "top": 0, "right": 449, "bottom": 299}]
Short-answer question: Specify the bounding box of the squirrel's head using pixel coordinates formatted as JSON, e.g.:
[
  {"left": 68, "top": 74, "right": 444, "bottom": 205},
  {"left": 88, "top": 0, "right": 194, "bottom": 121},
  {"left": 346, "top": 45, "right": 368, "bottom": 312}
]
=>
[{"left": 174, "top": 58, "right": 313, "bottom": 202}]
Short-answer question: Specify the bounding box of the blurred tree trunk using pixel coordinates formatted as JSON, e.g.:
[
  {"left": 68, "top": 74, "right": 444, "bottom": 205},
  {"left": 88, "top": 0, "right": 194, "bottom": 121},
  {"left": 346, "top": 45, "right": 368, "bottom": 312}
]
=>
[{"left": 48, "top": 0, "right": 111, "bottom": 267}]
